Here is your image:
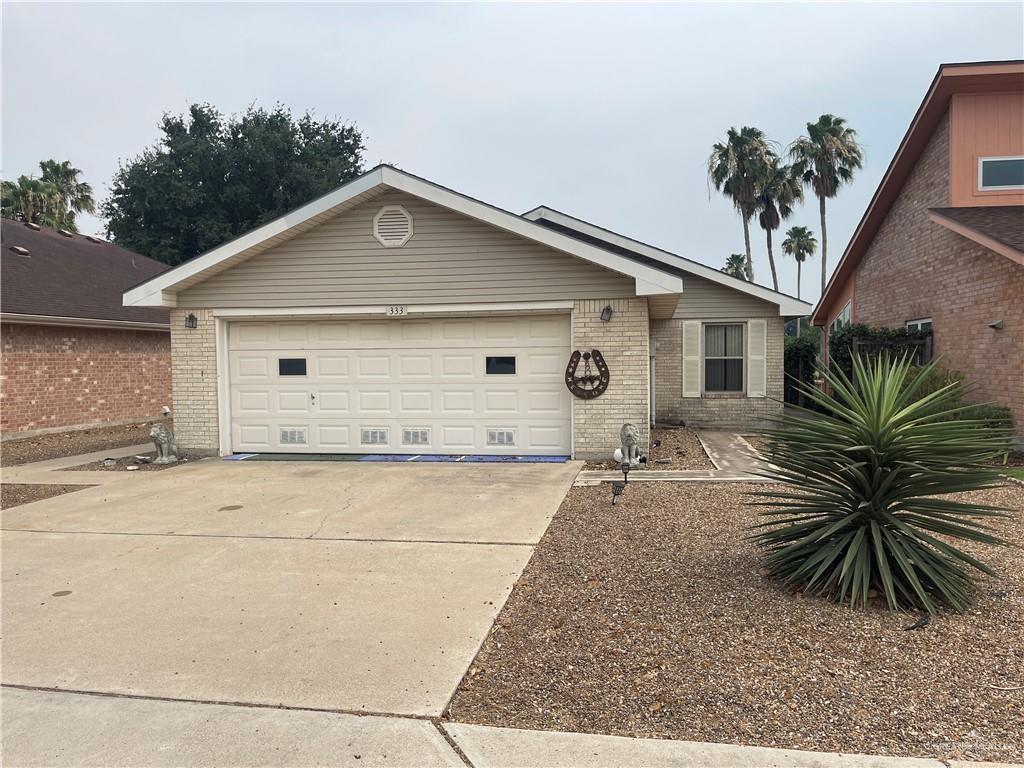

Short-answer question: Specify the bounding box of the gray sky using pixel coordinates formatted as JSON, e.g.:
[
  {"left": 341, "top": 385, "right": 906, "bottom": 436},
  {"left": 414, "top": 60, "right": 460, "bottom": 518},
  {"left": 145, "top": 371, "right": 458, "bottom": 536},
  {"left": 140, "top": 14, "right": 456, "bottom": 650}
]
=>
[{"left": 3, "top": 2, "right": 1023, "bottom": 306}]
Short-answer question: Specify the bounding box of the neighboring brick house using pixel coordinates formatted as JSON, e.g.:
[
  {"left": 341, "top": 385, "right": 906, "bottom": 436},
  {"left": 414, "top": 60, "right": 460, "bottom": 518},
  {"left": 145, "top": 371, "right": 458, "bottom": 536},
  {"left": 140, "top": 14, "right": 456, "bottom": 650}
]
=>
[
  {"left": 123, "top": 166, "right": 809, "bottom": 460},
  {"left": 813, "top": 61, "right": 1024, "bottom": 439},
  {"left": 1, "top": 221, "right": 172, "bottom": 436}
]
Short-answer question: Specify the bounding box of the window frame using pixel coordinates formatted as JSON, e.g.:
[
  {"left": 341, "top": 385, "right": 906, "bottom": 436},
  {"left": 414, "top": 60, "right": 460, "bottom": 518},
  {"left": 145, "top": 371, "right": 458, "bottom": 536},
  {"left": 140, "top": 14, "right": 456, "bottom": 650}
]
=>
[
  {"left": 277, "top": 357, "right": 308, "bottom": 377},
  {"left": 702, "top": 322, "right": 746, "bottom": 395},
  {"left": 831, "top": 301, "right": 852, "bottom": 334},
  {"left": 484, "top": 355, "right": 517, "bottom": 376},
  {"left": 905, "top": 318, "right": 933, "bottom": 333},
  {"left": 977, "top": 155, "right": 1024, "bottom": 191}
]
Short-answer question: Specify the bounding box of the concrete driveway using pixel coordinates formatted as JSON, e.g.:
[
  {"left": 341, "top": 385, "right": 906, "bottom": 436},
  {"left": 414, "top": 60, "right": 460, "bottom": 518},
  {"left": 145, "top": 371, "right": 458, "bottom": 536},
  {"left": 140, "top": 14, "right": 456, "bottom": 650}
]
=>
[{"left": 1, "top": 459, "right": 578, "bottom": 718}]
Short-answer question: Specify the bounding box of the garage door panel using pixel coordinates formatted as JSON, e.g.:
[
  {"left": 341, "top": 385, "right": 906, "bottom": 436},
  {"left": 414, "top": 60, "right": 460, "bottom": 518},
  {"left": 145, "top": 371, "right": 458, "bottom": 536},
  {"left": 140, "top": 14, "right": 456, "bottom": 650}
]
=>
[{"left": 228, "top": 315, "right": 571, "bottom": 455}]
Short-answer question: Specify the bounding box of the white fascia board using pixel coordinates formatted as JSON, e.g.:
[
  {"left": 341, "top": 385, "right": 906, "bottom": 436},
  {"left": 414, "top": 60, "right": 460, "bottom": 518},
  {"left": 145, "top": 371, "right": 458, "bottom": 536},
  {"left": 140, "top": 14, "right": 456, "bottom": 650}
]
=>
[
  {"left": 524, "top": 207, "right": 812, "bottom": 317},
  {"left": 123, "top": 168, "right": 387, "bottom": 307},
  {"left": 379, "top": 168, "right": 682, "bottom": 295},
  {"left": 210, "top": 301, "right": 575, "bottom": 319}
]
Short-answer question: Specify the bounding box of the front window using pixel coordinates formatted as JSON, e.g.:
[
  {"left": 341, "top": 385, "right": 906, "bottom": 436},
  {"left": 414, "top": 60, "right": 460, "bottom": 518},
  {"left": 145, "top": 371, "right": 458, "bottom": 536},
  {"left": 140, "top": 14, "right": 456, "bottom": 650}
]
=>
[
  {"left": 905, "top": 318, "right": 934, "bottom": 364},
  {"left": 704, "top": 324, "right": 744, "bottom": 393},
  {"left": 978, "top": 156, "right": 1024, "bottom": 191}
]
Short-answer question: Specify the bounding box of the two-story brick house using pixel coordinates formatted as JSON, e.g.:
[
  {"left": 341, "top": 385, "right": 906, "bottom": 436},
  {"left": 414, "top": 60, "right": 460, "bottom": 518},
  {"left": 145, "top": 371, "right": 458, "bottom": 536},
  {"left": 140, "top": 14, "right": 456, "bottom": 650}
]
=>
[{"left": 812, "top": 61, "right": 1024, "bottom": 439}]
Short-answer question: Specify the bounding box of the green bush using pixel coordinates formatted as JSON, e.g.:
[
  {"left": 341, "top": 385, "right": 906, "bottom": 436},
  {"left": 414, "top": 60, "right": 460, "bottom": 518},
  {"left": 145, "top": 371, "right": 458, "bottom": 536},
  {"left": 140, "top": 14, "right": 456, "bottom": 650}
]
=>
[
  {"left": 828, "top": 323, "right": 930, "bottom": 380},
  {"left": 784, "top": 326, "right": 821, "bottom": 407},
  {"left": 753, "top": 354, "right": 1012, "bottom": 614}
]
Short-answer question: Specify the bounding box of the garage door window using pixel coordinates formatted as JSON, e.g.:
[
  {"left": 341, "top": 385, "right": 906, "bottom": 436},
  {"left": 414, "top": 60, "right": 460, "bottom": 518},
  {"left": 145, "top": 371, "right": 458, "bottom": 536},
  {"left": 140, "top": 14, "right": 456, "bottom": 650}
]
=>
[
  {"left": 278, "top": 358, "right": 307, "bottom": 376},
  {"left": 485, "top": 355, "right": 516, "bottom": 375},
  {"left": 487, "top": 428, "right": 516, "bottom": 447},
  {"left": 360, "top": 427, "right": 389, "bottom": 446},
  {"left": 402, "top": 427, "right": 430, "bottom": 446}
]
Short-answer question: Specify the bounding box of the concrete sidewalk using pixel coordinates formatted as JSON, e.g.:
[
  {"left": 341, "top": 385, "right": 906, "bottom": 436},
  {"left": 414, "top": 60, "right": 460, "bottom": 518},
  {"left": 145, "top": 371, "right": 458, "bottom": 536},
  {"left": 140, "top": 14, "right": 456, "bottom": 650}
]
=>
[{"left": 5, "top": 687, "right": 1013, "bottom": 768}]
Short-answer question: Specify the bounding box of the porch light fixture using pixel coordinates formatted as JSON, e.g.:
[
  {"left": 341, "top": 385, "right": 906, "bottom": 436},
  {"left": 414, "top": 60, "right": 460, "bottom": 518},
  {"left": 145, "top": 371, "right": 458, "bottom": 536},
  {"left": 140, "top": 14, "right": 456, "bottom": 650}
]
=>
[
  {"left": 184, "top": 313, "right": 198, "bottom": 329},
  {"left": 600, "top": 305, "right": 614, "bottom": 322}
]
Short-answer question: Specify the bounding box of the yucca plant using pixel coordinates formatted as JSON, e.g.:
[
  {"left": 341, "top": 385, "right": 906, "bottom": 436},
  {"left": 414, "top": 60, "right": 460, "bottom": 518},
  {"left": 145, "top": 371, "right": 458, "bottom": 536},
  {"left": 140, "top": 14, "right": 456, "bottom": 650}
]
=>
[{"left": 752, "top": 354, "right": 1012, "bottom": 613}]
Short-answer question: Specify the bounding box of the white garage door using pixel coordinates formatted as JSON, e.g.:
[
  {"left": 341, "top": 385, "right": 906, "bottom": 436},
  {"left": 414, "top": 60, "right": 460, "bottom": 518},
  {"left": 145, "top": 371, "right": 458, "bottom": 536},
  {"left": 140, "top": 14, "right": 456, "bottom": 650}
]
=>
[{"left": 227, "top": 315, "right": 571, "bottom": 455}]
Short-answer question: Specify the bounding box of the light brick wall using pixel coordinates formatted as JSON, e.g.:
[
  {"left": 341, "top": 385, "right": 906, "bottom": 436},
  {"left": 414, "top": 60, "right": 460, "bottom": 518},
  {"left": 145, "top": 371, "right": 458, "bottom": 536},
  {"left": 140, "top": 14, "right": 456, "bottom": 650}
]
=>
[
  {"left": 651, "top": 317, "right": 784, "bottom": 430},
  {"left": 851, "top": 110, "right": 1024, "bottom": 432},
  {"left": 169, "top": 309, "right": 219, "bottom": 454},
  {"left": 571, "top": 298, "right": 650, "bottom": 460},
  {"left": 0, "top": 323, "right": 171, "bottom": 434}
]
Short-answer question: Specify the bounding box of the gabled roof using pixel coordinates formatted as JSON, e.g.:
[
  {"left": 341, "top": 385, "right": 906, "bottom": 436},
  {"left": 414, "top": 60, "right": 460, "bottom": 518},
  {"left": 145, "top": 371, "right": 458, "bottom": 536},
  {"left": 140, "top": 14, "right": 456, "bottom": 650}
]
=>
[
  {"left": 928, "top": 206, "right": 1024, "bottom": 265},
  {"left": 811, "top": 60, "right": 1024, "bottom": 325},
  {"left": 523, "top": 206, "right": 812, "bottom": 317},
  {"left": 123, "top": 165, "right": 684, "bottom": 308},
  {"left": 2, "top": 220, "right": 169, "bottom": 328}
]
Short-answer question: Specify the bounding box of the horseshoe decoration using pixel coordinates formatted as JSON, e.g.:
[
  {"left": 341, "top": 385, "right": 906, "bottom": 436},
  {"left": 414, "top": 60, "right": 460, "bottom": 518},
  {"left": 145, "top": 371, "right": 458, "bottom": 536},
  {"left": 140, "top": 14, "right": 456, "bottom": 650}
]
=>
[{"left": 565, "top": 349, "right": 610, "bottom": 399}]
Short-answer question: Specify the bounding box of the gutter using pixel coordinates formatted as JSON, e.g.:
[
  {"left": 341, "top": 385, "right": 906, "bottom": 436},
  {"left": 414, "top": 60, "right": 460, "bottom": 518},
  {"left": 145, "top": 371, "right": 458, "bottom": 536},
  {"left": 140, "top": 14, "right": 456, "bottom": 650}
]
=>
[{"left": 0, "top": 313, "right": 170, "bottom": 332}]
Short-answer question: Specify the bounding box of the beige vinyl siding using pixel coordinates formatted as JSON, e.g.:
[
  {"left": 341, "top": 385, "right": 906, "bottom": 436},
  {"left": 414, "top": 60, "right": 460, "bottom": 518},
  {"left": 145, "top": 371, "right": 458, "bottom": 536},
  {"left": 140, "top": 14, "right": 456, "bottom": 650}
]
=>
[
  {"left": 177, "top": 191, "right": 635, "bottom": 308},
  {"left": 674, "top": 275, "right": 777, "bottom": 319}
]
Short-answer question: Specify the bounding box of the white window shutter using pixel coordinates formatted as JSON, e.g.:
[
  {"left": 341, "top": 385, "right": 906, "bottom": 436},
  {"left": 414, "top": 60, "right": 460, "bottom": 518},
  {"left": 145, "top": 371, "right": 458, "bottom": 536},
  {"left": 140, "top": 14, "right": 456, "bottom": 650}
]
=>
[
  {"left": 747, "top": 319, "right": 767, "bottom": 398},
  {"left": 682, "top": 321, "right": 701, "bottom": 398}
]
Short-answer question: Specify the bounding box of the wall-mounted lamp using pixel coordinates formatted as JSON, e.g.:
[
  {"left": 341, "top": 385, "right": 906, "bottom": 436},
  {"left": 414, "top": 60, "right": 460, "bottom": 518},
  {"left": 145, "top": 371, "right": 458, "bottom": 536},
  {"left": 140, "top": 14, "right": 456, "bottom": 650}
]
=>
[
  {"left": 600, "top": 305, "right": 614, "bottom": 322},
  {"left": 184, "top": 313, "right": 198, "bottom": 329},
  {"left": 988, "top": 320, "right": 1003, "bottom": 330}
]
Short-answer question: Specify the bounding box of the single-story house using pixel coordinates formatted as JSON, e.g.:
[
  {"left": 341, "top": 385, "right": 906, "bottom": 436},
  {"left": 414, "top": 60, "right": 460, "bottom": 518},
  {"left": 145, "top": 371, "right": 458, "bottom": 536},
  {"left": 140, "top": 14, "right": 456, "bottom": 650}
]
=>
[
  {"left": 1, "top": 220, "right": 172, "bottom": 436},
  {"left": 124, "top": 167, "right": 810, "bottom": 459},
  {"left": 812, "top": 61, "right": 1024, "bottom": 439}
]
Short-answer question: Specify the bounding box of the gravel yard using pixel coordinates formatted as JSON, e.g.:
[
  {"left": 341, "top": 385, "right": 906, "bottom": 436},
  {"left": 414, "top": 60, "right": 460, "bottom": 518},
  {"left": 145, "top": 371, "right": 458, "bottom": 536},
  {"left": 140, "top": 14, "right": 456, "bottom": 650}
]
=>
[
  {"left": 1, "top": 484, "right": 93, "bottom": 509},
  {"left": 0, "top": 421, "right": 167, "bottom": 467},
  {"left": 586, "top": 427, "right": 714, "bottom": 471},
  {"left": 447, "top": 481, "right": 1024, "bottom": 762},
  {"left": 67, "top": 451, "right": 197, "bottom": 473}
]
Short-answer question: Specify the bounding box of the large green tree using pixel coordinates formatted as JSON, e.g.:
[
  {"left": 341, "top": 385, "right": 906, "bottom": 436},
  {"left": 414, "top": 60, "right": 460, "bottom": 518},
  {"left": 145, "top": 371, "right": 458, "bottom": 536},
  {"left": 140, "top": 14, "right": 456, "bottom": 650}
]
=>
[
  {"left": 101, "top": 104, "right": 365, "bottom": 265},
  {"left": 788, "top": 115, "right": 863, "bottom": 294},
  {"left": 721, "top": 252, "right": 748, "bottom": 280},
  {"left": 781, "top": 225, "right": 817, "bottom": 300},
  {"left": 707, "top": 126, "right": 774, "bottom": 282},
  {"left": 755, "top": 156, "right": 803, "bottom": 292},
  {"left": 2, "top": 159, "right": 94, "bottom": 231},
  {"left": 40, "top": 160, "right": 95, "bottom": 231}
]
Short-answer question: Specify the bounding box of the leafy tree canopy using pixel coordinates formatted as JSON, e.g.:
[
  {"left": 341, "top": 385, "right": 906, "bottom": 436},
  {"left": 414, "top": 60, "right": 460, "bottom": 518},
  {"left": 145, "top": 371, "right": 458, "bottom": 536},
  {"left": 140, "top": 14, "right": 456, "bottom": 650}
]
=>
[{"left": 101, "top": 103, "right": 365, "bottom": 265}]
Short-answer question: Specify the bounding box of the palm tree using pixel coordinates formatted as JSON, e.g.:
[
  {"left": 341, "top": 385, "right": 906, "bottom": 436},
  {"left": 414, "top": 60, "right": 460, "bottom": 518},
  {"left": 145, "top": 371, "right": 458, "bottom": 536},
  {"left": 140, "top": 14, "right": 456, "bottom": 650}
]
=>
[
  {"left": 781, "top": 225, "right": 817, "bottom": 300},
  {"left": 708, "top": 127, "right": 774, "bottom": 282},
  {"left": 722, "top": 253, "right": 748, "bottom": 280},
  {"left": 39, "top": 159, "right": 95, "bottom": 231},
  {"left": 1, "top": 176, "right": 61, "bottom": 226},
  {"left": 754, "top": 157, "right": 803, "bottom": 292},
  {"left": 788, "top": 115, "right": 863, "bottom": 294}
]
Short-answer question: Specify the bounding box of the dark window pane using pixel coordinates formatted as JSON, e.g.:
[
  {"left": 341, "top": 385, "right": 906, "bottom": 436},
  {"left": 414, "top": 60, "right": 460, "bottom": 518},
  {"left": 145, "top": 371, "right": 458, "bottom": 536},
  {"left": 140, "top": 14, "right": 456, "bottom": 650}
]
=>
[
  {"left": 705, "top": 359, "right": 744, "bottom": 392},
  {"left": 705, "top": 324, "right": 743, "bottom": 356},
  {"left": 486, "top": 356, "right": 516, "bottom": 375},
  {"left": 981, "top": 158, "right": 1024, "bottom": 188},
  {"left": 278, "top": 358, "right": 307, "bottom": 376}
]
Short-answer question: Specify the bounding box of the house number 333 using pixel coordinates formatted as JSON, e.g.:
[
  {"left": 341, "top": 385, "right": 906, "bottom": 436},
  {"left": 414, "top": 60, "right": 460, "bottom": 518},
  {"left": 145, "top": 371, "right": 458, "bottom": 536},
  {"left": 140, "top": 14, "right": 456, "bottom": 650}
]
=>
[{"left": 386, "top": 305, "right": 408, "bottom": 316}]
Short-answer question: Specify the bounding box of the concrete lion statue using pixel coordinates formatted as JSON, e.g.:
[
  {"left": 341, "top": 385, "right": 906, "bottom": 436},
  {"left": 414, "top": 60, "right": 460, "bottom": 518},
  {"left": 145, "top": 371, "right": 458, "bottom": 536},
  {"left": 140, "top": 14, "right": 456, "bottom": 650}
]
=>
[{"left": 150, "top": 423, "right": 179, "bottom": 464}]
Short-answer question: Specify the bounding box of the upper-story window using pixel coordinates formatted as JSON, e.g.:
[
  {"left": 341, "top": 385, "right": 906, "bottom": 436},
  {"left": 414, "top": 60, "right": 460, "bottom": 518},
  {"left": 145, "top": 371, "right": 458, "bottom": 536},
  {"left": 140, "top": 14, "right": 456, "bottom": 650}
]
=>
[
  {"left": 978, "top": 156, "right": 1024, "bottom": 191},
  {"left": 831, "top": 302, "right": 852, "bottom": 334}
]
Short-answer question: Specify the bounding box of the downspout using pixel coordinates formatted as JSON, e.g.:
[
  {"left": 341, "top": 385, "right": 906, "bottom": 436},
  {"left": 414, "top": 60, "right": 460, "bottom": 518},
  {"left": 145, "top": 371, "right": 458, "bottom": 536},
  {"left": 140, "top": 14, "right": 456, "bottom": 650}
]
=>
[{"left": 650, "top": 335, "right": 657, "bottom": 427}]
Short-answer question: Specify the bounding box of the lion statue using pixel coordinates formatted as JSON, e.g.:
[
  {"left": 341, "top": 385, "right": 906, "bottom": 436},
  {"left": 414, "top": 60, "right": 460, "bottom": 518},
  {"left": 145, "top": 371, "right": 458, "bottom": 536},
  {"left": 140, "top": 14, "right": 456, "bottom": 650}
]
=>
[
  {"left": 613, "top": 423, "right": 644, "bottom": 467},
  {"left": 150, "top": 423, "right": 179, "bottom": 464}
]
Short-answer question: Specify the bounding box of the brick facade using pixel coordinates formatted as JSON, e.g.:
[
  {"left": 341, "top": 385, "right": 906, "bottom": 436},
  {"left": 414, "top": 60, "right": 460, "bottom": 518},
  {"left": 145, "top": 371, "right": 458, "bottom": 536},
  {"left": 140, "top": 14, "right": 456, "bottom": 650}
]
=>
[
  {"left": 651, "top": 317, "right": 784, "bottom": 429},
  {"left": 571, "top": 298, "right": 650, "bottom": 460},
  {"left": 0, "top": 323, "right": 171, "bottom": 435},
  {"left": 851, "top": 111, "right": 1024, "bottom": 432},
  {"left": 169, "top": 309, "right": 220, "bottom": 454}
]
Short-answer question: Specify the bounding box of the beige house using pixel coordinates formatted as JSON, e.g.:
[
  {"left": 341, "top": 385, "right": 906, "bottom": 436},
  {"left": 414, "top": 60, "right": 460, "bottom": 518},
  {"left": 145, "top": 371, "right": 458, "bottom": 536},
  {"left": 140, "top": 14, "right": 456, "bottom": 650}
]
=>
[{"left": 124, "top": 167, "right": 809, "bottom": 459}]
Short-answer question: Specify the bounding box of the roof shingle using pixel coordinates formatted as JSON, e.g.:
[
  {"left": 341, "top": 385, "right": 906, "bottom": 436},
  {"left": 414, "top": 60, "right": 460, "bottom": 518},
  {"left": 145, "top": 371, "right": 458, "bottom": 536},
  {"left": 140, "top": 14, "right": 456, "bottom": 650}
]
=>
[{"left": 1, "top": 220, "right": 170, "bottom": 325}]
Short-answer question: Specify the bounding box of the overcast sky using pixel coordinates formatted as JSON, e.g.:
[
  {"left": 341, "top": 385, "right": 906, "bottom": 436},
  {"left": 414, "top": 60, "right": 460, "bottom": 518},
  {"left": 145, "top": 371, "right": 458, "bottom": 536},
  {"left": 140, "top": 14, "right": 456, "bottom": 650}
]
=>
[{"left": 3, "top": 2, "right": 1023, "bottom": 306}]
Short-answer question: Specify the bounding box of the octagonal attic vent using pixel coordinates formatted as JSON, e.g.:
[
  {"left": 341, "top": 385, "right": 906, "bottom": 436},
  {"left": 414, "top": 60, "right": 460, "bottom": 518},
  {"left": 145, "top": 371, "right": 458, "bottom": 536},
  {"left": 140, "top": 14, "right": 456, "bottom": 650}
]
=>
[{"left": 373, "top": 205, "right": 413, "bottom": 248}]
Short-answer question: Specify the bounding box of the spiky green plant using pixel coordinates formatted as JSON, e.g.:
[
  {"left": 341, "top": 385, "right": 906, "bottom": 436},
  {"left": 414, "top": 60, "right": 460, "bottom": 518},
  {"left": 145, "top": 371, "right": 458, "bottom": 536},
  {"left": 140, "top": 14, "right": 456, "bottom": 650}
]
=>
[{"left": 752, "top": 354, "right": 1011, "bottom": 614}]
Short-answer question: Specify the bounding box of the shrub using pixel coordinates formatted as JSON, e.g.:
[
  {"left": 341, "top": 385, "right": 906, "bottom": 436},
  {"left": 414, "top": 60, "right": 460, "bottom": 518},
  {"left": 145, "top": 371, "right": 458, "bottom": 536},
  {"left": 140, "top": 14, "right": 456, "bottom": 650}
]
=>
[
  {"left": 784, "top": 327, "right": 820, "bottom": 406},
  {"left": 753, "top": 354, "right": 1011, "bottom": 614},
  {"left": 828, "top": 323, "right": 930, "bottom": 380}
]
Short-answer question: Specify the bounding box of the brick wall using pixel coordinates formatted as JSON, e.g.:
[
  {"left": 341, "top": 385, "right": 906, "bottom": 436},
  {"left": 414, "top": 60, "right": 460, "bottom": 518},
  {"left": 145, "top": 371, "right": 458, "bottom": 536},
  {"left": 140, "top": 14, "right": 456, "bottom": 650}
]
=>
[
  {"left": 853, "top": 110, "right": 1024, "bottom": 432},
  {"left": 651, "top": 317, "right": 785, "bottom": 429},
  {"left": 169, "top": 309, "right": 220, "bottom": 454},
  {"left": 571, "top": 298, "right": 650, "bottom": 460},
  {"left": 0, "top": 322, "right": 171, "bottom": 434}
]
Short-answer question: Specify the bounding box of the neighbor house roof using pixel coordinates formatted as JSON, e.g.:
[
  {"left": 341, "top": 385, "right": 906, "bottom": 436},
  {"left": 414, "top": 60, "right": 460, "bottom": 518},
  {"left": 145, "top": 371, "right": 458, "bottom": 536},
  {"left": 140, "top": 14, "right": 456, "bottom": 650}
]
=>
[
  {"left": 522, "top": 206, "right": 812, "bottom": 317},
  {"left": 811, "top": 60, "right": 1024, "bottom": 325},
  {"left": 2, "top": 220, "right": 170, "bottom": 329},
  {"left": 927, "top": 206, "right": 1024, "bottom": 265},
  {"left": 123, "top": 165, "right": 685, "bottom": 308}
]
